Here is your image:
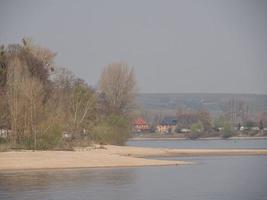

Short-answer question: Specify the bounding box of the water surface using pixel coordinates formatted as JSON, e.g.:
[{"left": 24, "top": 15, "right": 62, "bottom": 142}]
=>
[
  {"left": 127, "top": 138, "right": 267, "bottom": 149},
  {"left": 1, "top": 156, "right": 267, "bottom": 200}
]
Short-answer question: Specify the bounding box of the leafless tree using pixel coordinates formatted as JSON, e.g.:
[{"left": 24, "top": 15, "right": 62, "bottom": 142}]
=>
[
  {"left": 6, "top": 57, "right": 22, "bottom": 145},
  {"left": 52, "top": 68, "right": 97, "bottom": 136},
  {"left": 98, "top": 62, "right": 137, "bottom": 117},
  {"left": 224, "top": 98, "right": 249, "bottom": 125}
]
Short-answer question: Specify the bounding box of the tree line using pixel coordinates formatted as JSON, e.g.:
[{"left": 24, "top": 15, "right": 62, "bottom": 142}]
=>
[{"left": 0, "top": 39, "right": 136, "bottom": 150}]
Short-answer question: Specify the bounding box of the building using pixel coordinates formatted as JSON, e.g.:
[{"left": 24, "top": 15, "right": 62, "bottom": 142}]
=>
[
  {"left": 0, "top": 129, "right": 10, "bottom": 138},
  {"left": 157, "top": 117, "right": 177, "bottom": 134},
  {"left": 132, "top": 118, "right": 149, "bottom": 132}
]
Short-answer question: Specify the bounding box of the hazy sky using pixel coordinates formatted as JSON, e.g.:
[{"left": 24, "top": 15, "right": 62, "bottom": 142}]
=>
[{"left": 0, "top": 0, "right": 267, "bottom": 94}]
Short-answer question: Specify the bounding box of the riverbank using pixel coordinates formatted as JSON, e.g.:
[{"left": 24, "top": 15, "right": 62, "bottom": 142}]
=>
[{"left": 1, "top": 145, "right": 267, "bottom": 171}]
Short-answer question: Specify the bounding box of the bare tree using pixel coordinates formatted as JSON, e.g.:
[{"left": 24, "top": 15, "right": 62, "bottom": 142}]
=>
[
  {"left": 52, "top": 68, "right": 97, "bottom": 136},
  {"left": 176, "top": 109, "right": 211, "bottom": 130},
  {"left": 69, "top": 80, "right": 96, "bottom": 135},
  {"left": 6, "top": 57, "right": 20, "bottom": 144},
  {"left": 224, "top": 98, "right": 249, "bottom": 125},
  {"left": 6, "top": 55, "right": 45, "bottom": 147},
  {"left": 4, "top": 39, "right": 55, "bottom": 148},
  {"left": 98, "top": 62, "right": 137, "bottom": 117},
  {"left": 22, "top": 76, "right": 44, "bottom": 148}
]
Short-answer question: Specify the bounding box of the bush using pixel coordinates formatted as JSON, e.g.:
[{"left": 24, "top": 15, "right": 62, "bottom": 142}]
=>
[
  {"left": 92, "top": 115, "right": 130, "bottom": 145},
  {"left": 0, "top": 137, "right": 9, "bottom": 151},
  {"left": 0, "top": 137, "right": 7, "bottom": 144},
  {"left": 37, "top": 126, "right": 62, "bottom": 150},
  {"left": 188, "top": 121, "right": 204, "bottom": 139},
  {"left": 244, "top": 120, "right": 256, "bottom": 130},
  {"left": 20, "top": 125, "right": 63, "bottom": 150},
  {"left": 222, "top": 121, "right": 233, "bottom": 139},
  {"left": 0, "top": 143, "right": 10, "bottom": 152},
  {"left": 175, "top": 127, "right": 181, "bottom": 133}
]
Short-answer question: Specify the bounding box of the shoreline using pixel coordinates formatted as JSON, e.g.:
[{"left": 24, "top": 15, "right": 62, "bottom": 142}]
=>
[
  {"left": 1, "top": 145, "right": 267, "bottom": 172},
  {"left": 128, "top": 136, "right": 267, "bottom": 141}
]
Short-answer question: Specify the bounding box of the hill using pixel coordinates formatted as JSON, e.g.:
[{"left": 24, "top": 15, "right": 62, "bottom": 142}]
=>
[{"left": 136, "top": 93, "right": 267, "bottom": 117}]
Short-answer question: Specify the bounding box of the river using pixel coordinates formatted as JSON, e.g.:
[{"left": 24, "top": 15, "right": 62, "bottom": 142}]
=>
[
  {"left": 1, "top": 139, "right": 267, "bottom": 200},
  {"left": 127, "top": 138, "right": 267, "bottom": 149}
]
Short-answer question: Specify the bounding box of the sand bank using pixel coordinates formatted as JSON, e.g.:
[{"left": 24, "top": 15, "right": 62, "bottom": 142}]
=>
[
  {"left": 96, "top": 145, "right": 267, "bottom": 157},
  {"left": 1, "top": 145, "right": 267, "bottom": 171},
  {"left": 0, "top": 148, "right": 188, "bottom": 171}
]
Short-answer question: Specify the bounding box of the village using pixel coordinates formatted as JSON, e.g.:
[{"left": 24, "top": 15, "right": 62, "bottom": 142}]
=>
[{"left": 131, "top": 114, "right": 267, "bottom": 138}]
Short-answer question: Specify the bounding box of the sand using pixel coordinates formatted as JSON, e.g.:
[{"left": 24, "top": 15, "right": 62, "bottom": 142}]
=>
[
  {"left": 1, "top": 145, "right": 267, "bottom": 171},
  {"left": 95, "top": 145, "right": 267, "bottom": 157},
  {"left": 0, "top": 148, "right": 188, "bottom": 171}
]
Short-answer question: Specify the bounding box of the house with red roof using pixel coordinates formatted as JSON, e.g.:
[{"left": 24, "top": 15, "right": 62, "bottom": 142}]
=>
[{"left": 132, "top": 118, "right": 149, "bottom": 132}]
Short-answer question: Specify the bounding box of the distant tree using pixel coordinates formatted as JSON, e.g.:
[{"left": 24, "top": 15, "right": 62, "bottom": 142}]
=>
[
  {"left": 224, "top": 98, "right": 249, "bottom": 125},
  {"left": 244, "top": 120, "right": 256, "bottom": 130},
  {"left": 197, "top": 110, "right": 212, "bottom": 131},
  {"left": 176, "top": 112, "right": 198, "bottom": 129},
  {"left": 176, "top": 110, "right": 211, "bottom": 131},
  {"left": 259, "top": 120, "right": 264, "bottom": 130},
  {"left": 222, "top": 121, "right": 233, "bottom": 139},
  {"left": 188, "top": 121, "right": 204, "bottom": 139},
  {"left": 259, "top": 112, "right": 267, "bottom": 128},
  {"left": 213, "top": 115, "right": 226, "bottom": 130}
]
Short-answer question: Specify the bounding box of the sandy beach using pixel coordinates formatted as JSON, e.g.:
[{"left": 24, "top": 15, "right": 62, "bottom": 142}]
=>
[{"left": 1, "top": 145, "right": 267, "bottom": 171}]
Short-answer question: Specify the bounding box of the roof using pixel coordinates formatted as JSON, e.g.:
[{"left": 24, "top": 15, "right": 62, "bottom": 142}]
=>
[
  {"left": 160, "top": 117, "right": 177, "bottom": 126},
  {"left": 132, "top": 118, "right": 148, "bottom": 125}
]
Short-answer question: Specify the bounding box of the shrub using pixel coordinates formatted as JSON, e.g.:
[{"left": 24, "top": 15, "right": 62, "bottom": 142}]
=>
[
  {"left": 222, "top": 121, "right": 233, "bottom": 139},
  {"left": 20, "top": 125, "right": 63, "bottom": 150},
  {"left": 36, "top": 125, "right": 62, "bottom": 150},
  {"left": 188, "top": 121, "right": 204, "bottom": 139},
  {"left": 92, "top": 115, "right": 130, "bottom": 145},
  {"left": 0, "top": 137, "right": 9, "bottom": 151},
  {"left": 0, "top": 137, "right": 7, "bottom": 144},
  {"left": 244, "top": 120, "right": 256, "bottom": 130},
  {"left": 175, "top": 127, "right": 181, "bottom": 133}
]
